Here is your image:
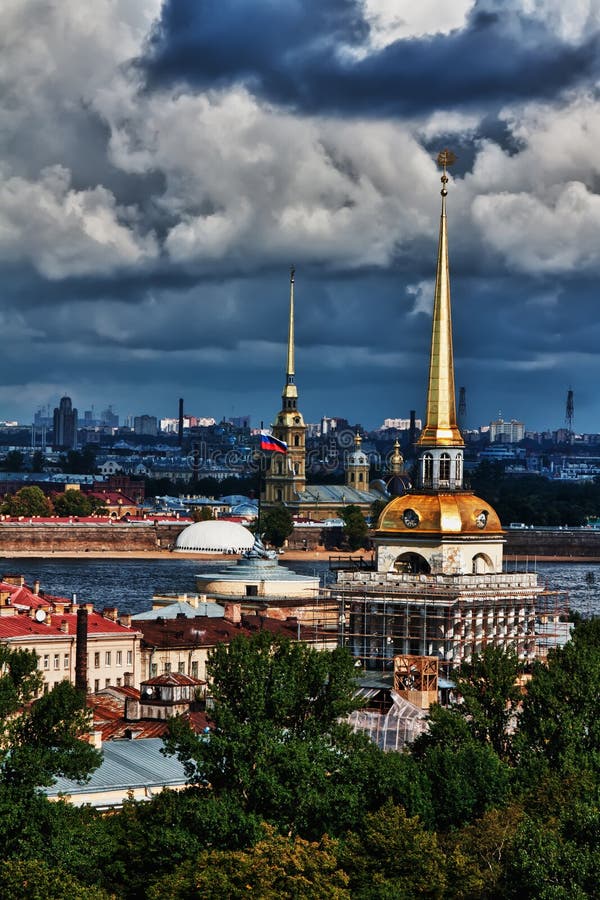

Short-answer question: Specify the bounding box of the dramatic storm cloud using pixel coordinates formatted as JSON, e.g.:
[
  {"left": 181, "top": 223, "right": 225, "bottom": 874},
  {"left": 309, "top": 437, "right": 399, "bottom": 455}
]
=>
[{"left": 2, "top": 0, "right": 600, "bottom": 431}]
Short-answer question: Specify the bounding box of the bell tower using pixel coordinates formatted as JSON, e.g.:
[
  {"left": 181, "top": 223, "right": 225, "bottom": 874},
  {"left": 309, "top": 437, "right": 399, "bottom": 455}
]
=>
[
  {"left": 345, "top": 433, "right": 370, "bottom": 488},
  {"left": 264, "top": 267, "right": 306, "bottom": 504}
]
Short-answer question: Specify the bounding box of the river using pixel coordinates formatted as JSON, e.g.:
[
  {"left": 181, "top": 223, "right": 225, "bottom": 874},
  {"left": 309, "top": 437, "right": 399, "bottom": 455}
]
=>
[{"left": 1, "top": 557, "right": 598, "bottom": 618}]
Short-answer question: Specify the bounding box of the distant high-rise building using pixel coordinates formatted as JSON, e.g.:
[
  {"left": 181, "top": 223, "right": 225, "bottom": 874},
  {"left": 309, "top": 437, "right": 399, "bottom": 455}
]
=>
[
  {"left": 100, "top": 406, "right": 119, "bottom": 429},
  {"left": 53, "top": 396, "right": 78, "bottom": 449},
  {"left": 134, "top": 415, "right": 158, "bottom": 437},
  {"left": 381, "top": 417, "right": 422, "bottom": 431},
  {"left": 489, "top": 417, "right": 525, "bottom": 444}
]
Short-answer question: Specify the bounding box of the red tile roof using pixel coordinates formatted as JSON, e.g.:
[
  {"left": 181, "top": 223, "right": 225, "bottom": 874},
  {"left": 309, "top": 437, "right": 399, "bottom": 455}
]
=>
[{"left": 49, "top": 611, "right": 141, "bottom": 636}]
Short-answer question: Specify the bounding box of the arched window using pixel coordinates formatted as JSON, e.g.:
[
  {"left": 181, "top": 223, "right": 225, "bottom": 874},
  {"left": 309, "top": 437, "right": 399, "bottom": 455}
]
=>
[
  {"left": 455, "top": 453, "right": 463, "bottom": 482},
  {"left": 358, "top": 472, "right": 364, "bottom": 482},
  {"left": 423, "top": 453, "right": 433, "bottom": 484},
  {"left": 294, "top": 434, "right": 300, "bottom": 447},
  {"left": 350, "top": 472, "right": 355, "bottom": 482},
  {"left": 276, "top": 489, "right": 283, "bottom": 501},
  {"left": 440, "top": 453, "right": 451, "bottom": 482},
  {"left": 276, "top": 460, "right": 282, "bottom": 475}
]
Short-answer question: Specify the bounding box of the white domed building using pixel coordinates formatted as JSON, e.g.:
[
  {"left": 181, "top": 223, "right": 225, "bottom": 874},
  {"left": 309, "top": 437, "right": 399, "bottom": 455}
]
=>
[{"left": 174, "top": 520, "right": 254, "bottom": 554}]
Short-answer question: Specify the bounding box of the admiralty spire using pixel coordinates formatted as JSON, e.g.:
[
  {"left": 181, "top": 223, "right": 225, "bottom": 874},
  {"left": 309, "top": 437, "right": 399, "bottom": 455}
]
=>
[{"left": 418, "top": 149, "right": 464, "bottom": 491}]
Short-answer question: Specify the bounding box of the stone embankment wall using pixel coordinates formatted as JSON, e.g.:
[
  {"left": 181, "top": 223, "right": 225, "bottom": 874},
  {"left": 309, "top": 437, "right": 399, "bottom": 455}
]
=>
[
  {"left": 0, "top": 522, "right": 186, "bottom": 553},
  {"left": 504, "top": 528, "right": 600, "bottom": 559}
]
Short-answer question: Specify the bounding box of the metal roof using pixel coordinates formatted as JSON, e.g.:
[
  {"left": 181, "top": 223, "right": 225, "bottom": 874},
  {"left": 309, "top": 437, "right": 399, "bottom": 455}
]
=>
[{"left": 45, "top": 738, "right": 186, "bottom": 800}]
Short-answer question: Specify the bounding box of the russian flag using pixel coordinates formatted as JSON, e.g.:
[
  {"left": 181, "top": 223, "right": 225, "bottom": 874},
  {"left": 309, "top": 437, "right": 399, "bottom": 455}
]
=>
[{"left": 260, "top": 431, "right": 288, "bottom": 454}]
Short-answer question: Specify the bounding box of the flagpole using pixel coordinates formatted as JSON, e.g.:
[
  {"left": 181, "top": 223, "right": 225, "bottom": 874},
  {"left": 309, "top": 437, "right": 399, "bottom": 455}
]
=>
[{"left": 257, "top": 420, "right": 263, "bottom": 537}]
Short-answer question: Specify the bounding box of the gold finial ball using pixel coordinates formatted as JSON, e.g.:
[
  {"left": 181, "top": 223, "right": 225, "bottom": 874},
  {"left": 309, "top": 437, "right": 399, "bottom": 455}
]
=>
[{"left": 437, "top": 149, "right": 456, "bottom": 197}]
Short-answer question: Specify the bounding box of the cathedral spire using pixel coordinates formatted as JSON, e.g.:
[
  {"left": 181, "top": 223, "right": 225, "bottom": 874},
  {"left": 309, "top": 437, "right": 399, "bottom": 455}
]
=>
[
  {"left": 282, "top": 266, "right": 297, "bottom": 408},
  {"left": 418, "top": 150, "right": 463, "bottom": 449}
]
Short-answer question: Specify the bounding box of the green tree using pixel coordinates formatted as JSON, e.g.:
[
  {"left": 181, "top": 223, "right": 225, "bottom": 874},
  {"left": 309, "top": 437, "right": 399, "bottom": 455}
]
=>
[
  {"left": 164, "top": 633, "right": 371, "bottom": 838},
  {"left": 340, "top": 505, "right": 368, "bottom": 551},
  {"left": 451, "top": 646, "right": 523, "bottom": 759},
  {"left": 147, "top": 826, "right": 350, "bottom": 900},
  {"left": 52, "top": 491, "right": 96, "bottom": 517},
  {"left": 516, "top": 619, "right": 600, "bottom": 777},
  {"left": 1, "top": 486, "right": 53, "bottom": 517},
  {"left": 59, "top": 447, "right": 97, "bottom": 475},
  {"left": 0, "top": 647, "right": 100, "bottom": 793},
  {"left": 31, "top": 450, "right": 46, "bottom": 473},
  {"left": 260, "top": 504, "right": 293, "bottom": 547},
  {"left": 3, "top": 451, "right": 24, "bottom": 473},
  {"left": 340, "top": 802, "right": 447, "bottom": 899},
  {"left": 0, "top": 858, "right": 111, "bottom": 899},
  {"left": 370, "top": 498, "right": 388, "bottom": 526},
  {"left": 192, "top": 506, "right": 213, "bottom": 522}
]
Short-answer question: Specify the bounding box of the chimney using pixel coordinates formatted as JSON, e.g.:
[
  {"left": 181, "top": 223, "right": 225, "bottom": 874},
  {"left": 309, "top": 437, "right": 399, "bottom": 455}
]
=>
[
  {"left": 54, "top": 603, "right": 65, "bottom": 616},
  {"left": 125, "top": 697, "right": 140, "bottom": 721},
  {"left": 2, "top": 574, "right": 25, "bottom": 587},
  {"left": 89, "top": 730, "right": 103, "bottom": 750},
  {"left": 178, "top": 397, "right": 184, "bottom": 447},
  {"left": 75, "top": 607, "right": 88, "bottom": 695},
  {"left": 0, "top": 590, "right": 11, "bottom": 606},
  {"left": 103, "top": 607, "right": 118, "bottom": 621},
  {"left": 223, "top": 603, "right": 241, "bottom": 624},
  {"left": 84, "top": 603, "right": 94, "bottom": 614},
  {"left": 119, "top": 613, "right": 132, "bottom": 628},
  {"left": 33, "top": 580, "right": 40, "bottom": 595},
  {"left": 59, "top": 620, "right": 69, "bottom": 633}
]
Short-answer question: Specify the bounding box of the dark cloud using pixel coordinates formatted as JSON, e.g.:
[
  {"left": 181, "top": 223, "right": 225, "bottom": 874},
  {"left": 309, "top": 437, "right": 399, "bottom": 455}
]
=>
[{"left": 144, "top": 0, "right": 600, "bottom": 119}]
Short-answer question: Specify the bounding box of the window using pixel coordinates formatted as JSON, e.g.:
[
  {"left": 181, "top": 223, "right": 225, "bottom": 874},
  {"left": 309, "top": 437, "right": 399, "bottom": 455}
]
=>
[
  {"left": 440, "top": 453, "right": 451, "bottom": 482},
  {"left": 245, "top": 585, "right": 258, "bottom": 596},
  {"left": 294, "top": 434, "right": 300, "bottom": 446},
  {"left": 191, "top": 661, "right": 199, "bottom": 678},
  {"left": 94, "top": 679, "right": 100, "bottom": 692},
  {"left": 105, "top": 651, "right": 111, "bottom": 666},
  {"left": 43, "top": 654, "right": 49, "bottom": 671},
  {"left": 178, "top": 662, "right": 185, "bottom": 674},
  {"left": 105, "top": 679, "right": 110, "bottom": 688},
  {"left": 116, "top": 677, "right": 122, "bottom": 686},
  {"left": 53, "top": 654, "right": 60, "bottom": 670},
  {"left": 127, "top": 650, "right": 133, "bottom": 665},
  {"left": 276, "top": 489, "right": 282, "bottom": 501},
  {"left": 423, "top": 453, "right": 433, "bottom": 484},
  {"left": 164, "top": 662, "right": 172, "bottom": 673},
  {"left": 358, "top": 472, "right": 363, "bottom": 482},
  {"left": 150, "top": 663, "right": 158, "bottom": 677},
  {"left": 116, "top": 650, "right": 122, "bottom": 667},
  {"left": 94, "top": 652, "right": 100, "bottom": 669},
  {"left": 63, "top": 653, "right": 69, "bottom": 669}
]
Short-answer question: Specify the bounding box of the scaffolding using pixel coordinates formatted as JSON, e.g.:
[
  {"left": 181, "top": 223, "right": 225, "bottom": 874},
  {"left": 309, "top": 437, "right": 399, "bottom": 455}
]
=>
[{"left": 325, "top": 570, "right": 569, "bottom": 679}]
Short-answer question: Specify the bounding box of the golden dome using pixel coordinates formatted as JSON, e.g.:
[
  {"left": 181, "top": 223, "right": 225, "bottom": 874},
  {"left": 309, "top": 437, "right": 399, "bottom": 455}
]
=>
[{"left": 376, "top": 492, "right": 503, "bottom": 535}]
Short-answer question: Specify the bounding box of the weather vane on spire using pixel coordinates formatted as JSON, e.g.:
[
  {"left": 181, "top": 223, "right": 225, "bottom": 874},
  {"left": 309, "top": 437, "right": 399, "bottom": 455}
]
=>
[{"left": 437, "top": 149, "right": 456, "bottom": 196}]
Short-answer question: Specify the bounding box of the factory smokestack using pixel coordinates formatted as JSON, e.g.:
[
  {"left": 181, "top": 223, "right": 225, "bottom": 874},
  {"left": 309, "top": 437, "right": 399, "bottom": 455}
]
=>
[
  {"left": 75, "top": 607, "right": 88, "bottom": 695},
  {"left": 409, "top": 409, "right": 417, "bottom": 446},
  {"left": 178, "top": 398, "right": 184, "bottom": 447}
]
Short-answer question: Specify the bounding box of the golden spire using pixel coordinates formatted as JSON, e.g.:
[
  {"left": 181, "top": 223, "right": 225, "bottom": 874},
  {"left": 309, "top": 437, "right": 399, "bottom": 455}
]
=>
[
  {"left": 354, "top": 432, "right": 362, "bottom": 450},
  {"left": 282, "top": 266, "right": 298, "bottom": 405},
  {"left": 390, "top": 439, "right": 404, "bottom": 475},
  {"left": 418, "top": 150, "right": 463, "bottom": 448}
]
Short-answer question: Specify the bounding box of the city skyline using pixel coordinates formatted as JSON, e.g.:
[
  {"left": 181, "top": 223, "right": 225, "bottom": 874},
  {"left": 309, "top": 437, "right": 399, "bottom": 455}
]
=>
[{"left": 2, "top": 3, "right": 600, "bottom": 430}]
